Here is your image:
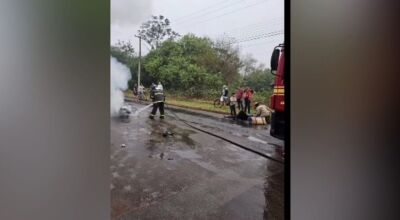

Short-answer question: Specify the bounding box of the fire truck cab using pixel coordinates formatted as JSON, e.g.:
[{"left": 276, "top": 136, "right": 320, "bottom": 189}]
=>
[{"left": 269, "top": 43, "right": 285, "bottom": 139}]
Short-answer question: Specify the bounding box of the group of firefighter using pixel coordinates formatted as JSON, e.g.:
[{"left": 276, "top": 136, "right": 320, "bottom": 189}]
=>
[
  {"left": 222, "top": 85, "right": 271, "bottom": 124},
  {"left": 134, "top": 82, "right": 270, "bottom": 124}
]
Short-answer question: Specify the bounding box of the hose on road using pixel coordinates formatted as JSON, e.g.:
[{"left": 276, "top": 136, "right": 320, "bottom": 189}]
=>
[{"left": 165, "top": 103, "right": 284, "bottom": 164}]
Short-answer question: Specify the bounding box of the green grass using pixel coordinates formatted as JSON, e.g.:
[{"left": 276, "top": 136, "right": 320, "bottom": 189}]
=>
[
  {"left": 166, "top": 98, "right": 229, "bottom": 114},
  {"left": 124, "top": 90, "right": 229, "bottom": 114},
  {"left": 124, "top": 90, "right": 271, "bottom": 114},
  {"left": 124, "top": 91, "right": 135, "bottom": 99}
]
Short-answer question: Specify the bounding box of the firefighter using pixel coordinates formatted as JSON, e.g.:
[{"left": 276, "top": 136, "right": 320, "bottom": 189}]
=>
[
  {"left": 149, "top": 82, "right": 165, "bottom": 119},
  {"left": 254, "top": 102, "right": 271, "bottom": 123}
]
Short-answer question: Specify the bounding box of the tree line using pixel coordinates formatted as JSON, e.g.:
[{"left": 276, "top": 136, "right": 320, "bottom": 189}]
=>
[{"left": 110, "top": 15, "right": 274, "bottom": 100}]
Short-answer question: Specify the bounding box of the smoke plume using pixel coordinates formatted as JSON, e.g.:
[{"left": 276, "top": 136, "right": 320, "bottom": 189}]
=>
[{"left": 110, "top": 57, "right": 131, "bottom": 116}]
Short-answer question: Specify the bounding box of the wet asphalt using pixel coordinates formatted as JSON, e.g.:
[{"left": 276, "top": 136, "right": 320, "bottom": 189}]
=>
[{"left": 111, "top": 102, "right": 284, "bottom": 220}]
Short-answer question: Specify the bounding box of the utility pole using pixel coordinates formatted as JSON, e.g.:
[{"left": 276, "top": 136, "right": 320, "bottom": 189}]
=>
[{"left": 135, "top": 35, "right": 142, "bottom": 87}]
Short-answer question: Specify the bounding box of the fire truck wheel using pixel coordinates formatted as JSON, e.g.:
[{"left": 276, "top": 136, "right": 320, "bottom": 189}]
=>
[{"left": 270, "top": 111, "right": 284, "bottom": 140}]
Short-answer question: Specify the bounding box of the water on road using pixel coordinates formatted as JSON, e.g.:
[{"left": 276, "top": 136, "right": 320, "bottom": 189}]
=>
[{"left": 111, "top": 102, "right": 284, "bottom": 220}]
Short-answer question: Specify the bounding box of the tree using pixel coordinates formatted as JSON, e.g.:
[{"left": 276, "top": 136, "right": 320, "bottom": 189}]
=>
[
  {"left": 210, "top": 39, "right": 243, "bottom": 86},
  {"left": 110, "top": 32, "right": 272, "bottom": 99},
  {"left": 138, "top": 15, "right": 180, "bottom": 50},
  {"left": 243, "top": 66, "right": 274, "bottom": 92},
  {"left": 241, "top": 54, "right": 257, "bottom": 77},
  {"left": 143, "top": 35, "right": 224, "bottom": 97},
  {"left": 111, "top": 41, "right": 155, "bottom": 89},
  {"left": 116, "top": 40, "right": 135, "bottom": 57},
  {"left": 110, "top": 40, "right": 136, "bottom": 65}
]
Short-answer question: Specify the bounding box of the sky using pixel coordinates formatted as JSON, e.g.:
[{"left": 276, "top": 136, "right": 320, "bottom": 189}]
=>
[{"left": 111, "top": 0, "right": 284, "bottom": 66}]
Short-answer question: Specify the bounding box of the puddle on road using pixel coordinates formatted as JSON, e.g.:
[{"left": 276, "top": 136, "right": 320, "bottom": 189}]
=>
[
  {"left": 172, "top": 149, "right": 202, "bottom": 160},
  {"left": 138, "top": 128, "right": 149, "bottom": 133},
  {"left": 145, "top": 139, "right": 163, "bottom": 152},
  {"left": 263, "top": 163, "right": 284, "bottom": 219},
  {"left": 175, "top": 131, "right": 196, "bottom": 147},
  {"left": 248, "top": 136, "right": 268, "bottom": 144},
  {"left": 111, "top": 103, "right": 284, "bottom": 220}
]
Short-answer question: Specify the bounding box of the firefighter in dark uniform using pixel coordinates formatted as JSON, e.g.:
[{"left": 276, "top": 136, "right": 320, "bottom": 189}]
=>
[{"left": 149, "top": 83, "right": 165, "bottom": 119}]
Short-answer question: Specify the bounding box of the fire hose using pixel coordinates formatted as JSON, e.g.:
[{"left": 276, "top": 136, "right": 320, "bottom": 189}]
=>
[{"left": 164, "top": 102, "right": 284, "bottom": 164}]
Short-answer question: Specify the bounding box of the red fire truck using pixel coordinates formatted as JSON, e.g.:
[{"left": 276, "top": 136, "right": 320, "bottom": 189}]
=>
[{"left": 269, "top": 43, "right": 285, "bottom": 139}]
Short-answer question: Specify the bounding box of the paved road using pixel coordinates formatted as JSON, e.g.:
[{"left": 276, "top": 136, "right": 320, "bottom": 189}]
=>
[{"left": 111, "top": 102, "right": 284, "bottom": 220}]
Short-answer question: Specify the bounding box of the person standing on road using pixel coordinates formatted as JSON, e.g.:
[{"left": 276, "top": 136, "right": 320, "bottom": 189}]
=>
[
  {"left": 236, "top": 88, "right": 244, "bottom": 111},
  {"left": 133, "top": 83, "right": 138, "bottom": 96},
  {"left": 242, "top": 88, "right": 248, "bottom": 109},
  {"left": 157, "top": 81, "right": 163, "bottom": 91},
  {"left": 221, "top": 85, "right": 229, "bottom": 104},
  {"left": 244, "top": 88, "right": 254, "bottom": 114},
  {"left": 138, "top": 84, "right": 145, "bottom": 100},
  {"left": 149, "top": 82, "right": 165, "bottom": 119},
  {"left": 229, "top": 92, "right": 237, "bottom": 117}
]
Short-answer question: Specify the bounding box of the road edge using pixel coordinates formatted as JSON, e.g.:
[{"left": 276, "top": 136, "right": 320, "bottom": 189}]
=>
[{"left": 124, "top": 97, "right": 229, "bottom": 119}]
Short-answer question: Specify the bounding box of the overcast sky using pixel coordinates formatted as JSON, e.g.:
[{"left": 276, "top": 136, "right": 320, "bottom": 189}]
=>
[{"left": 111, "top": 0, "right": 284, "bottom": 66}]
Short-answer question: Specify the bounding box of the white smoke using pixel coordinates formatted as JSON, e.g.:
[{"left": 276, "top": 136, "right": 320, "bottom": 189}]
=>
[
  {"left": 110, "top": 57, "right": 131, "bottom": 116},
  {"left": 111, "top": 0, "right": 153, "bottom": 26}
]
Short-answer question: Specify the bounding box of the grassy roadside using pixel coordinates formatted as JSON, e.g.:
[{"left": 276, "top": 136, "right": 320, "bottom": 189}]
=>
[
  {"left": 166, "top": 97, "right": 229, "bottom": 114},
  {"left": 124, "top": 91, "right": 135, "bottom": 99},
  {"left": 123, "top": 90, "right": 271, "bottom": 114},
  {"left": 124, "top": 90, "right": 230, "bottom": 114}
]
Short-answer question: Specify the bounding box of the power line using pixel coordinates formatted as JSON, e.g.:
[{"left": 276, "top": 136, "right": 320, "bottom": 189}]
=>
[
  {"left": 228, "top": 30, "right": 284, "bottom": 44},
  {"left": 223, "top": 22, "right": 283, "bottom": 37},
  {"left": 178, "top": 0, "right": 269, "bottom": 27},
  {"left": 211, "top": 17, "right": 283, "bottom": 44},
  {"left": 234, "top": 32, "right": 283, "bottom": 44},
  {"left": 223, "top": 25, "right": 283, "bottom": 41},
  {"left": 173, "top": 0, "right": 234, "bottom": 22},
  {"left": 220, "top": 17, "right": 283, "bottom": 35},
  {"left": 238, "top": 36, "right": 282, "bottom": 49},
  {"left": 229, "top": 30, "right": 283, "bottom": 42},
  {"left": 174, "top": 0, "right": 246, "bottom": 25},
  {"left": 179, "top": 0, "right": 268, "bottom": 27},
  {"left": 214, "top": 30, "right": 283, "bottom": 48}
]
